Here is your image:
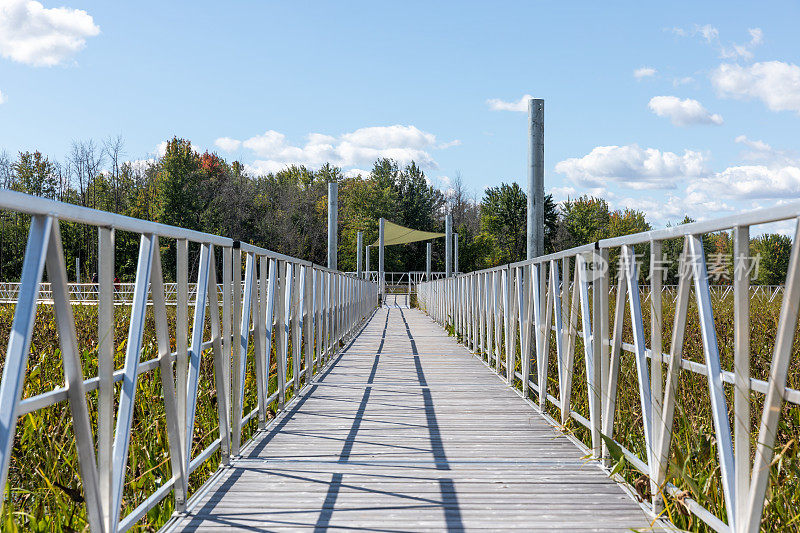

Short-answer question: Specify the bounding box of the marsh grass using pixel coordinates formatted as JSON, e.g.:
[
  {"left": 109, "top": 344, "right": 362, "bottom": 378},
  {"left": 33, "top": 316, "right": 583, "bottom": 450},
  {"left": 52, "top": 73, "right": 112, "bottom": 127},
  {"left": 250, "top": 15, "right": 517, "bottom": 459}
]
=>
[{"left": 0, "top": 303, "right": 299, "bottom": 531}]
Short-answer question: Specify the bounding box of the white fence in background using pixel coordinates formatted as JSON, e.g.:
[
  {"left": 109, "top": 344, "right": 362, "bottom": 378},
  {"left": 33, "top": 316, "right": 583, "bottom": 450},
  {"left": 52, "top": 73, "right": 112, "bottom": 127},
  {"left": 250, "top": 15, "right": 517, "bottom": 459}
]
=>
[
  {"left": 0, "top": 190, "right": 378, "bottom": 533},
  {"left": 0, "top": 280, "right": 784, "bottom": 305},
  {"left": 418, "top": 203, "right": 800, "bottom": 533}
]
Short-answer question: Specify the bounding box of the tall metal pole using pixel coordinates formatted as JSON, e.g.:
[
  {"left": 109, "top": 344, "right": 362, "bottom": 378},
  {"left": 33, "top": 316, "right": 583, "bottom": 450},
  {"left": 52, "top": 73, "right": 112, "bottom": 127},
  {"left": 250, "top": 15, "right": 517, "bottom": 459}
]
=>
[
  {"left": 356, "top": 231, "right": 363, "bottom": 277},
  {"left": 327, "top": 182, "right": 338, "bottom": 270},
  {"left": 454, "top": 233, "right": 459, "bottom": 274},
  {"left": 365, "top": 245, "right": 370, "bottom": 279},
  {"left": 527, "top": 98, "right": 544, "bottom": 259},
  {"left": 445, "top": 214, "right": 453, "bottom": 277},
  {"left": 378, "top": 218, "right": 385, "bottom": 299},
  {"left": 426, "top": 242, "right": 432, "bottom": 280}
]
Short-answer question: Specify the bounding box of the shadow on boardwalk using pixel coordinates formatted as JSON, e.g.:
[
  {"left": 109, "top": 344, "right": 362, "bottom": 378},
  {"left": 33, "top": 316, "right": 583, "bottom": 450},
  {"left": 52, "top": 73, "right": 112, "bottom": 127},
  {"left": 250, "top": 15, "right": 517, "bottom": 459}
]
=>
[{"left": 166, "top": 307, "right": 654, "bottom": 532}]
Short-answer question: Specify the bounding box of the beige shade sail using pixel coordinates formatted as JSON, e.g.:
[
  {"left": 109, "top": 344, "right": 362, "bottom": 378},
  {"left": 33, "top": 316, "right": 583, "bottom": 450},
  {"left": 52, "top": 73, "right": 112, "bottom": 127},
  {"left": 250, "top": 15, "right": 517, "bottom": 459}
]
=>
[{"left": 371, "top": 220, "right": 445, "bottom": 246}]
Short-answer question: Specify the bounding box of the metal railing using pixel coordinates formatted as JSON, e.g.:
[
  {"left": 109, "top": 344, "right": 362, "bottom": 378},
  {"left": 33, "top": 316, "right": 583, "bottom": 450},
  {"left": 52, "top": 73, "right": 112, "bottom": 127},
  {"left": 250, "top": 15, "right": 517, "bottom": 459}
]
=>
[
  {"left": 0, "top": 280, "right": 783, "bottom": 305},
  {"left": 0, "top": 282, "right": 199, "bottom": 304},
  {"left": 417, "top": 202, "right": 800, "bottom": 533},
  {"left": 0, "top": 190, "right": 378, "bottom": 532}
]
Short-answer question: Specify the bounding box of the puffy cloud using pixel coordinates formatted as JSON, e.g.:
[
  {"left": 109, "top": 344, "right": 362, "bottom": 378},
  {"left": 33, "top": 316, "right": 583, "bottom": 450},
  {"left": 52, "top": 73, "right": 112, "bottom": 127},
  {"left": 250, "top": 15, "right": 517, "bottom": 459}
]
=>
[
  {"left": 486, "top": 94, "right": 534, "bottom": 112},
  {"left": 214, "top": 137, "right": 241, "bottom": 152},
  {"left": 648, "top": 96, "right": 723, "bottom": 126},
  {"left": 0, "top": 0, "right": 99, "bottom": 66},
  {"left": 0, "top": 89, "right": 6, "bottom": 104},
  {"left": 712, "top": 61, "right": 800, "bottom": 113},
  {"left": 226, "top": 124, "right": 442, "bottom": 174},
  {"left": 614, "top": 193, "right": 733, "bottom": 223},
  {"left": 687, "top": 137, "right": 800, "bottom": 201},
  {"left": 634, "top": 67, "right": 657, "bottom": 79},
  {"left": 689, "top": 164, "right": 800, "bottom": 200},
  {"left": 554, "top": 144, "right": 707, "bottom": 189}
]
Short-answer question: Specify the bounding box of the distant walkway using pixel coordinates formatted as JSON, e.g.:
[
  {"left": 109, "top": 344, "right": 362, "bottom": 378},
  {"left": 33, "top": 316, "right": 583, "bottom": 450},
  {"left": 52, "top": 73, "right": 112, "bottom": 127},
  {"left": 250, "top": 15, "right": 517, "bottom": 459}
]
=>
[{"left": 166, "top": 307, "right": 654, "bottom": 532}]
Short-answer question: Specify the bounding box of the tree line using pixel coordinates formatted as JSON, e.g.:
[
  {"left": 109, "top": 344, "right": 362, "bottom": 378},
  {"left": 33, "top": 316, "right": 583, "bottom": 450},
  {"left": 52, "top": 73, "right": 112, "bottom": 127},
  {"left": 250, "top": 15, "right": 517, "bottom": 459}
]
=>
[{"left": 0, "top": 136, "right": 792, "bottom": 285}]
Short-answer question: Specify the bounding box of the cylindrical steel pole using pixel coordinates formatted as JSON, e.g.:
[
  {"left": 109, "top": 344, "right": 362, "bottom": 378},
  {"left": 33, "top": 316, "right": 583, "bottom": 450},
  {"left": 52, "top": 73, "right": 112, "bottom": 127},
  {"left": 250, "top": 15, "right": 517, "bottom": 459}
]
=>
[
  {"left": 356, "top": 231, "right": 363, "bottom": 277},
  {"left": 365, "top": 245, "right": 370, "bottom": 279},
  {"left": 379, "top": 218, "right": 385, "bottom": 298},
  {"left": 454, "top": 232, "right": 459, "bottom": 274},
  {"left": 445, "top": 214, "right": 452, "bottom": 277},
  {"left": 527, "top": 98, "right": 544, "bottom": 259},
  {"left": 327, "top": 182, "right": 338, "bottom": 269},
  {"left": 426, "top": 242, "right": 432, "bottom": 280}
]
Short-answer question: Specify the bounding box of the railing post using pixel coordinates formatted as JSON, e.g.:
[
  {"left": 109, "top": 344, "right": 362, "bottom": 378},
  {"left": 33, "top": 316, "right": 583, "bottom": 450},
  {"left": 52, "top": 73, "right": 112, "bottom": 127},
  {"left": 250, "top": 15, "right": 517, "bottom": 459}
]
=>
[
  {"left": 232, "top": 246, "right": 243, "bottom": 444},
  {"left": 176, "top": 239, "right": 190, "bottom": 476},
  {"left": 649, "top": 241, "right": 663, "bottom": 509},
  {"left": 97, "top": 226, "right": 115, "bottom": 528}
]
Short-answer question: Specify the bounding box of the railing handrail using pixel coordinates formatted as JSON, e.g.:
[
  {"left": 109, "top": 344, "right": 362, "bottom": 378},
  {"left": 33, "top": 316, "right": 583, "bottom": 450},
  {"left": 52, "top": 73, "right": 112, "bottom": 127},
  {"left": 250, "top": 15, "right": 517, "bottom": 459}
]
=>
[
  {"left": 0, "top": 189, "right": 379, "bottom": 532},
  {"left": 416, "top": 198, "right": 800, "bottom": 533}
]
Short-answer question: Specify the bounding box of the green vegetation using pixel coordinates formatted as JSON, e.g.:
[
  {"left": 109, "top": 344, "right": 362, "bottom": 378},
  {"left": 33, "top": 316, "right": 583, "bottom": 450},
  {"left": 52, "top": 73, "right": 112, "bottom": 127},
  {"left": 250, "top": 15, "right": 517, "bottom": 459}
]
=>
[
  {"left": 0, "top": 303, "right": 305, "bottom": 531},
  {"left": 2, "top": 139, "right": 799, "bottom": 531}
]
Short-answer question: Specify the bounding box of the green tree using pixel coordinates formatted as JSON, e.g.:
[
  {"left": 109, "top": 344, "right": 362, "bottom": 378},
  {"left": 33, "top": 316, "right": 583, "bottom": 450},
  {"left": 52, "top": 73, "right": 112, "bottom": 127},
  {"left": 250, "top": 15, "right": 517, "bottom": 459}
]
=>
[
  {"left": 561, "top": 195, "right": 610, "bottom": 246},
  {"left": 752, "top": 234, "right": 792, "bottom": 285},
  {"left": 13, "top": 151, "right": 59, "bottom": 199},
  {"left": 480, "top": 182, "right": 527, "bottom": 263},
  {"left": 156, "top": 138, "right": 202, "bottom": 229}
]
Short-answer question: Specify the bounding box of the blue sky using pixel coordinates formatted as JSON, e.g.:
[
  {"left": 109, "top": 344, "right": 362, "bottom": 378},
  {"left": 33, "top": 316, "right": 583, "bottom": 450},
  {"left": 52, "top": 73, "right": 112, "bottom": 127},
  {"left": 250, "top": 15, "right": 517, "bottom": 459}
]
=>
[{"left": 2, "top": 0, "right": 800, "bottom": 227}]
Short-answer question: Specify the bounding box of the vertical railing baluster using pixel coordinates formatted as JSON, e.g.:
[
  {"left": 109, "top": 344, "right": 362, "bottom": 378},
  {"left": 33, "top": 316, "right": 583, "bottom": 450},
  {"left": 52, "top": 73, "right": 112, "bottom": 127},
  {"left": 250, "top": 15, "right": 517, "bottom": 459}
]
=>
[
  {"left": 175, "top": 239, "right": 189, "bottom": 479},
  {"left": 97, "top": 226, "right": 115, "bottom": 528},
  {"left": 47, "top": 221, "right": 105, "bottom": 531},
  {"left": 254, "top": 256, "right": 268, "bottom": 430},
  {"left": 231, "top": 247, "right": 243, "bottom": 440},
  {"left": 111, "top": 234, "right": 156, "bottom": 527},
  {"left": 149, "top": 238, "right": 187, "bottom": 512},
  {"left": 649, "top": 241, "right": 663, "bottom": 507},
  {"left": 733, "top": 226, "right": 750, "bottom": 533},
  {"left": 206, "top": 247, "right": 231, "bottom": 465}
]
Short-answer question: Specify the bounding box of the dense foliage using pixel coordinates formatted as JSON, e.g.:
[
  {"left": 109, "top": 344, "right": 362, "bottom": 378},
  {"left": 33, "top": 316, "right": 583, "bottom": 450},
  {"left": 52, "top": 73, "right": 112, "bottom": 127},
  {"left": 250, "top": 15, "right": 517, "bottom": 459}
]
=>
[{"left": 0, "top": 136, "right": 793, "bottom": 282}]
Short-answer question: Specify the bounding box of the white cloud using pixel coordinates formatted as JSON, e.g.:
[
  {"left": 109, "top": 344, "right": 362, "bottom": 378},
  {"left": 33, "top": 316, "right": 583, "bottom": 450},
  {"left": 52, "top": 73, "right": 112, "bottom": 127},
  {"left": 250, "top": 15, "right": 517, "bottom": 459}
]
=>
[
  {"left": 721, "top": 27, "right": 763, "bottom": 60},
  {"left": 712, "top": 61, "right": 800, "bottom": 113},
  {"left": 735, "top": 134, "right": 771, "bottom": 152},
  {"left": 673, "top": 76, "right": 694, "bottom": 86},
  {"left": 634, "top": 67, "right": 657, "bottom": 79},
  {"left": 0, "top": 89, "right": 6, "bottom": 104},
  {"left": 0, "top": 0, "right": 99, "bottom": 66},
  {"left": 155, "top": 141, "right": 168, "bottom": 157},
  {"left": 486, "top": 94, "right": 534, "bottom": 112},
  {"left": 214, "top": 137, "right": 241, "bottom": 152},
  {"left": 554, "top": 144, "right": 707, "bottom": 189},
  {"left": 671, "top": 25, "right": 763, "bottom": 60},
  {"left": 696, "top": 24, "right": 719, "bottom": 43},
  {"left": 689, "top": 164, "right": 800, "bottom": 200},
  {"left": 550, "top": 186, "right": 578, "bottom": 201},
  {"left": 615, "top": 193, "right": 733, "bottom": 223},
  {"left": 648, "top": 95, "right": 723, "bottom": 126},
  {"left": 229, "top": 124, "right": 442, "bottom": 174},
  {"left": 438, "top": 139, "right": 461, "bottom": 149},
  {"left": 343, "top": 168, "right": 370, "bottom": 178}
]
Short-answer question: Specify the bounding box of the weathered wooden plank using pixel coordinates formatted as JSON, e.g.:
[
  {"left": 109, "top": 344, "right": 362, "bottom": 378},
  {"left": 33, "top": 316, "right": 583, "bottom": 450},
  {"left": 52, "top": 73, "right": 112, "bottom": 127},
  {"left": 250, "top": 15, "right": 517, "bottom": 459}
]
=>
[{"left": 165, "top": 307, "right": 655, "bottom": 532}]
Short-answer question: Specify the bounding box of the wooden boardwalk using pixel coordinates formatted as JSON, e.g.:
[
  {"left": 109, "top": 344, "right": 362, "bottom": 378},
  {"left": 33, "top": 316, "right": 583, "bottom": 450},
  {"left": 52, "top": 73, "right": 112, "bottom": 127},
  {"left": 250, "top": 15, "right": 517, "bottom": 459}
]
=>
[{"left": 167, "top": 307, "right": 655, "bottom": 532}]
